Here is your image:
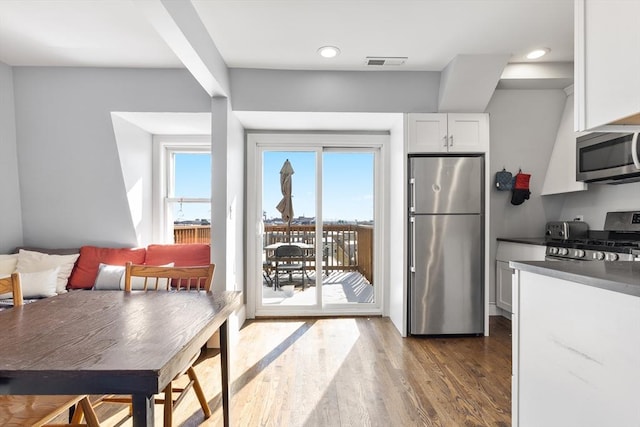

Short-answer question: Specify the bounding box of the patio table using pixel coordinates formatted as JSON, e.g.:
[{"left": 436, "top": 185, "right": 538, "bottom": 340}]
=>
[
  {"left": 0, "top": 289, "right": 242, "bottom": 427},
  {"left": 264, "top": 242, "right": 318, "bottom": 282}
]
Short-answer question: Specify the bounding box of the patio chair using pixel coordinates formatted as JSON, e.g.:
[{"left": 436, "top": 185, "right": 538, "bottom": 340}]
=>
[
  {"left": 274, "top": 244, "right": 306, "bottom": 291},
  {"left": 263, "top": 260, "right": 273, "bottom": 286},
  {"left": 98, "top": 262, "right": 215, "bottom": 427},
  {"left": 0, "top": 273, "right": 100, "bottom": 427}
]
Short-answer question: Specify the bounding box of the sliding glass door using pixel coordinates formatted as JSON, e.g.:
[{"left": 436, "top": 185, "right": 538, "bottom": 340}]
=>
[
  {"left": 321, "top": 150, "right": 375, "bottom": 306},
  {"left": 249, "top": 134, "right": 384, "bottom": 316},
  {"left": 261, "top": 150, "right": 318, "bottom": 307}
]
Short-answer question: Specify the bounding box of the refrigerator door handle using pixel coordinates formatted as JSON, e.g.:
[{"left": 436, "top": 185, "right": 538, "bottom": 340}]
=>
[
  {"left": 409, "top": 178, "right": 416, "bottom": 213},
  {"left": 409, "top": 216, "right": 416, "bottom": 272}
]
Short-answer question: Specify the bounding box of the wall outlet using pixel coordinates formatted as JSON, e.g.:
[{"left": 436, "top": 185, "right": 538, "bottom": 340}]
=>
[{"left": 574, "top": 215, "right": 584, "bottom": 222}]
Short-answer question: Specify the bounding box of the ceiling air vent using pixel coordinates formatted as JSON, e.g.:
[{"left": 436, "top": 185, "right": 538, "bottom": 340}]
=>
[{"left": 365, "top": 56, "right": 407, "bottom": 66}]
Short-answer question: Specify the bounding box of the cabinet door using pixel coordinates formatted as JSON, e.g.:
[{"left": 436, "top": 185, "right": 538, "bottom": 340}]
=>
[
  {"left": 576, "top": 0, "right": 640, "bottom": 130},
  {"left": 447, "top": 113, "right": 489, "bottom": 152},
  {"left": 496, "top": 260, "right": 513, "bottom": 313},
  {"left": 407, "top": 113, "right": 448, "bottom": 153}
]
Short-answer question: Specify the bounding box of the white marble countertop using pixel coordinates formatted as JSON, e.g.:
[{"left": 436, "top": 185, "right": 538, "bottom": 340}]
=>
[{"left": 510, "top": 260, "right": 640, "bottom": 298}]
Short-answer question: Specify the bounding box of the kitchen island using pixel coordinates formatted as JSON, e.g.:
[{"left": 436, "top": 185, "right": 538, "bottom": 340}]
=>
[{"left": 510, "top": 260, "right": 640, "bottom": 427}]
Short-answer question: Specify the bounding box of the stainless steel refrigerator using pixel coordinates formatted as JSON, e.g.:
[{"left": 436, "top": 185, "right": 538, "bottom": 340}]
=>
[{"left": 408, "top": 155, "right": 484, "bottom": 335}]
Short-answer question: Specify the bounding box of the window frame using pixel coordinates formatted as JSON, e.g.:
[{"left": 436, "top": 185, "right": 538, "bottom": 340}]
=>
[
  {"left": 152, "top": 135, "right": 211, "bottom": 243},
  {"left": 246, "top": 132, "right": 389, "bottom": 318}
]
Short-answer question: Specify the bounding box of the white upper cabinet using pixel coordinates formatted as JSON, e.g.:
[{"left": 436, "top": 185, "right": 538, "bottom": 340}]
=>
[
  {"left": 541, "top": 88, "right": 588, "bottom": 195},
  {"left": 407, "top": 113, "right": 489, "bottom": 153},
  {"left": 575, "top": 0, "right": 640, "bottom": 131}
]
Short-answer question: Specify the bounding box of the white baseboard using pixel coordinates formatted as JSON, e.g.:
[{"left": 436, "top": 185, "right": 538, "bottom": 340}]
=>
[{"left": 489, "top": 302, "right": 512, "bottom": 320}]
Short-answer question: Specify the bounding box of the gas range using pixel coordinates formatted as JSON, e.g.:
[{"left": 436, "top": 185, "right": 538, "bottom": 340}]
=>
[
  {"left": 545, "top": 211, "right": 640, "bottom": 262},
  {"left": 545, "top": 239, "right": 640, "bottom": 261}
]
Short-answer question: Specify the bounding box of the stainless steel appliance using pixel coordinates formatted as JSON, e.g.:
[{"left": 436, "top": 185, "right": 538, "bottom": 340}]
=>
[
  {"left": 545, "top": 220, "right": 589, "bottom": 240},
  {"left": 408, "top": 155, "right": 484, "bottom": 335},
  {"left": 545, "top": 211, "right": 640, "bottom": 261},
  {"left": 576, "top": 132, "right": 640, "bottom": 184}
]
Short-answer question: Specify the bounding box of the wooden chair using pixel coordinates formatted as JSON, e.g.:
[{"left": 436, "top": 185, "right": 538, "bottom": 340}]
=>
[
  {"left": 100, "top": 262, "right": 216, "bottom": 427},
  {"left": 0, "top": 273, "right": 100, "bottom": 427},
  {"left": 274, "top": 244, "right": 306, "bottom": 291}
]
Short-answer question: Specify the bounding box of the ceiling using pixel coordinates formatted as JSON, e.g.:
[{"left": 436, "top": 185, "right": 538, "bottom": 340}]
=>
[
  {"left": 0, "top": 0, "right": 574, "bottom": 72},
  {"left": 0, "top": 1, "right": 574, "bottom": 133}
]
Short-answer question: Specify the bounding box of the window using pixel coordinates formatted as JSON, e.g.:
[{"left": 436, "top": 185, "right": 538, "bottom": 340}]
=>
[{"left": 154, "top": 136, "right": 211, "bottom": 243}]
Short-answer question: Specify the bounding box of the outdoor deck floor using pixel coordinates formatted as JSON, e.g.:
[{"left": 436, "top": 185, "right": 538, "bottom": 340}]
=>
[{"left": 262, "top": 270, "right": 374, "bottom": 305}]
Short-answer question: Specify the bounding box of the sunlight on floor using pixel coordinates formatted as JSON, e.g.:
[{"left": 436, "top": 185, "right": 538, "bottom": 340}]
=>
[
  {"left": 232, "top": 318, "right": 362, "bottom": 426},
  {"left": 262, "top": 271, "right": 373, "bottom": 305}
]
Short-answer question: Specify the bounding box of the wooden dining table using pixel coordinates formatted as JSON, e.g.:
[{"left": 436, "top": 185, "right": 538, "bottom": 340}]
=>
[{"left": 0, "top": 289, "right": 242, "bottom": 427}]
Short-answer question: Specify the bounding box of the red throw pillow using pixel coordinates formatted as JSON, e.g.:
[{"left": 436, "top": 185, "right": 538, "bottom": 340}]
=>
[
  {"left": 67, "top": 246, "right": 147, "bottom": 289},
  {"left": 144, "top": 244, "right": 210, "bottom": 267}
]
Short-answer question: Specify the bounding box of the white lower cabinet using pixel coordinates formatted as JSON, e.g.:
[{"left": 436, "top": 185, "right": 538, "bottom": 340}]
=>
[
  {"left": 496, "top": 261, "right": 513, "bottom": 312},
  {"left": 512, "top": 269, "right": 640, "bottom": 427},
  {"left": 495, "top": 241, "right": 546, "bottom": 315}
]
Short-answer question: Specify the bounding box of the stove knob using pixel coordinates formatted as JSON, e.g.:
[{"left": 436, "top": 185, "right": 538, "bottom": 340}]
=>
[
  {"left": 606, "top": 253, "right": 619, "bottom": 261},
  {"left": 593, "top": 251, "right": 605, "bottom": 260},
  {"left": 559, "top": 248, "right": 569, "bottom": 256},
  {"left": 549, "top": 247, "right": 558, "bottom": 255},
  {"left": 575, "top": 249, "right": 586, "bottom": 258}
]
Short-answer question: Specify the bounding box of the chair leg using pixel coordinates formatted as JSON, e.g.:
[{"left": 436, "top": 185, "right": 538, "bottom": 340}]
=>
[
  {"left": 188, "top": 366, "right": 212, "bottom": 419},
  {"left": 164, "top": 382, "right": 173, "bottom": 427},
  {"left": 70, "top": 402, "right": 84, "bottom": 424},
  {"left": 78, "top": 396, "right": 100, "bottom": 427}
]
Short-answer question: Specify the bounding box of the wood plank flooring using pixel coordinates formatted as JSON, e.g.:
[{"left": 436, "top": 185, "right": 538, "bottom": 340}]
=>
[{"left": 63, "top": 316, "right": 512, "bottom": 426}]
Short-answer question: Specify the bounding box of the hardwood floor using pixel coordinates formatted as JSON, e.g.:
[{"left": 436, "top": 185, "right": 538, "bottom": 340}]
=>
[{"left": 74, "top": 316, "right": 512, "bottom": 426}]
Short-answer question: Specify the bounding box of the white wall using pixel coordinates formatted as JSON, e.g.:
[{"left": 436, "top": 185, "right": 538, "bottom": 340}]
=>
[
  {"left": 0, "top": 61, "right": 23, "bottom": 252},
  {"left": 486, "top": 89, "right": 566, "bottom": 305},
  {"left": 230, "top": 69, "right": 440, "bottom": 113},
  {"left": 558, "top": 183, "right": 640, "bottom": 229},
  {"left": 12, "top": 67, "right": 211, "bottom": 248},
  {"left": 210, "top": 97, "right": 246, "bottom": 294},
  {"left": 111, "top": 114, "right": 154, "bottom": 247},
  {"left": 387, "top": 119, "right": 406, "bottom": 335},
  {"left": 226, "top": 107, "right": 245, "bottom": 294}
]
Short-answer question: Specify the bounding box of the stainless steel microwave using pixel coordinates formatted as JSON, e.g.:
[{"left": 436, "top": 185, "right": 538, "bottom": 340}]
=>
[{"left": 576, "top": 132, "right": 640, "bottom": 184}]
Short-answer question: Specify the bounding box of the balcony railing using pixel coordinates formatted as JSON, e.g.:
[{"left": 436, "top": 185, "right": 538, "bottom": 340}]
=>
[
  {"left": 173, "top": 225, "right": 211, "bottom": 244},
  {"left": 172, "top": 223, "right": 374, "bottom": 283},
  {"left": 264, "top": 223, "right": 374, "bottom": 283}
]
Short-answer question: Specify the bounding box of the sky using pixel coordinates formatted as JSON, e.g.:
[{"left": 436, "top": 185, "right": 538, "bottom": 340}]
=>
[
  {"left": 263, "top": 151, "right": 374, "bottom": 222},
  {"left": 171, "top": 150, "right": 375, "bottom": 223},
  {"left": 172, "top": 152, "right": 211, "bottom": 221}
]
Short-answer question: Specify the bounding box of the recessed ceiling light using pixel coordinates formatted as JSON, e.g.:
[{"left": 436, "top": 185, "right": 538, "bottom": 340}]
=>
[
  {"left": 318, "top": 46, "right": 340, "bottom": 58},
  {"left": 526, "top": 48, "right": 550, "bottom": 60}
]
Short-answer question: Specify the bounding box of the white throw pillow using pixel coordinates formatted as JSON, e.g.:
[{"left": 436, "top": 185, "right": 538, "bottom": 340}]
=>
[
  {"left": 93, "top": 263, "right": 125, "bottom": 290},
  {"left": 16, "top": 249, "right": 79, "bottom": 294},
  {"left": 93, "top": 263, "right": 175, "bottom": 290},
  {"left": 0, "top": 268, "right": 59, "bottom": 299},
  {"left": 0, "top": 254, "right": 18, "bottom": 276}
]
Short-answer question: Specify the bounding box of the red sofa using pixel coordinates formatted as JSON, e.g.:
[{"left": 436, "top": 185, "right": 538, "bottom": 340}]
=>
[{"left": 17, "top": 244, "right": 211, "bottom": 290}]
